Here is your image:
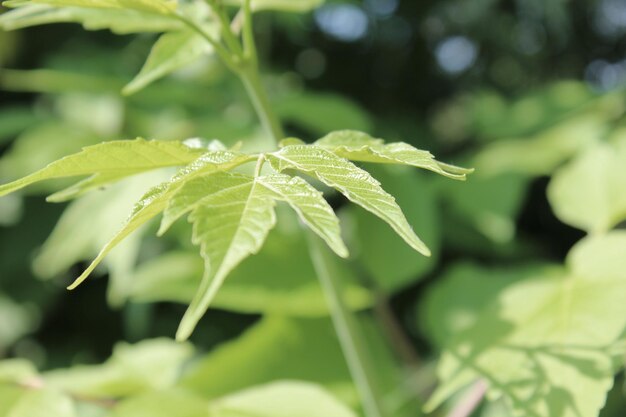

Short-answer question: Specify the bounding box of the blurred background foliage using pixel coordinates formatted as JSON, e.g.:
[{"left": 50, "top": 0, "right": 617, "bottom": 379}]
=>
[{"left": 0, "top": 0, "right": 625, "bottom": 416}]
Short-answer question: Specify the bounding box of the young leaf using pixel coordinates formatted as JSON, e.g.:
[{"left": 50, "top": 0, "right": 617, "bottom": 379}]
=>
[
  {"left": 123, "top": 29, "right": 214, "bottom": 96},
  {"left": 257, "top": 174, "right": 349, "bottom": 258},
  {"left": 315, "top": 130, "right": 472, "bottom": 180},
  {"left": 0, "top": 139, "right": 204, "bottom": 198},
  {"left": 266, "top": 145, "right": 431, "bottom": 256},
  {"left": 176, "top": 173, "right": 278, "bottom": 341},
  {"left": 67, "top": 150, "right": 252, "bottom": 290},
  {"left": 426, "top": 232, "right": 626, "bottom": 417},
  {"left": 0, "top": 4, "right": 182, "bottom": 33},
  {"left": 3, "top": 0, "right": 178, "bottom": 15}
]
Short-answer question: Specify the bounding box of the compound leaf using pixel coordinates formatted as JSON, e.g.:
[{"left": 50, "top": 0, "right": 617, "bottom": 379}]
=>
[
  {"left": 266, "top": 144, "right": 431, "bottom": 256},
  {"left": 176, "top": 173, "right": 277, "bottom": 341},
  {"left": 123, "top": 29, "right": 213, "bottom": 96},
  {"left": 257, "top": 174, "right": 348, "bottom": 258},
  {"left": 0, "top": 139, "right": 204, "bottom": 198},
  {"left": 315, "top": 130, "right": 472, "bottom": 180},
  {"left": 0, "top": 3, "right": 182, "bottom": 33}
]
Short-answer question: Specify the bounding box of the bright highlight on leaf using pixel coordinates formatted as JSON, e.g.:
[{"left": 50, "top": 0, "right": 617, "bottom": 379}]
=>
[
  {"left": 3, "top": 0, "right": 179, "bottom": 15},
  {"left": 267, "top": 144, "right": 432, "bottom": 256},
  {"left": 315, "top": 130, "right": 473, "bottom": 180}
]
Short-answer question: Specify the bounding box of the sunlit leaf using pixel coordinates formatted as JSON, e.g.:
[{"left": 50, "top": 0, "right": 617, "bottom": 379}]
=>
[
  {"left": 175, "top": 173, "right": 277, "bottom": 341},
  {"left": 548, "top": 138, "right": 626, "bottom": 233},
  {"left": 210, "top": 381, "right": 357, "bottom": 417},
  {"left": 257, "top": 174, "right": 348, "bottom": 258},
  {"left": 267, "top": 144, "right": 431, "bottom": 256},
  {"left": 45, "top": 339, "right": 193, "bottom": 398},
  {"left": 110, "top": 390, "right": 209, "bottom": 417},
  {"left": 0, "top": 3, "right": 182, "bottom": 33},
  {"left": 0, "top": 139, "right": 204, "bottom": 198},
  {"left": 123, "top": 29, "right": 213, "bottom": 96},
  {"left": 426, "top": 232, "right": 626, "bottom": 417},
  {"left": 3, "top": 0, "right": 178, "bottom": 15},
  {"left": 0, "top": 388, "right": 76, "bottom": 417},
  {"left": 315, "top": 130, "right": 472, "bottom": 180}
]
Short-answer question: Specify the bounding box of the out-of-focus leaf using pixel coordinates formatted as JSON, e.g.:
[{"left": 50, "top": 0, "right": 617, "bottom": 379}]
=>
[
  {"left": 348, "top": 166, "right": 439, "bottom": 292},
  {"left": 314, "top": 130, "right": 472, "bottom": 180},
  {"left": 473, "top": 114, "right": 605, "bottom": 176},
  {"left": 426, "top": 232, "right": 626, "bottom": 417},
  {"left": 267, "top": 144, "right": 431, "bottom": 256},
  {"left": 4, "top": 0, "right": 178, "bottom": 15},
  {"left": 0, "top": 107, "right": 45, "bottom": 144},
  {"left": 223, "top": 0, "right": 324, "bottom": 12},
  {"left": 548, "top": 138, "right": 626, "bottom": 233},
  {"left": 0, "top": 359, "right": 38, "bottom": 382},
  {"left": 0, "top": 3, "right": 182, "bottom": 33},
  {"left": 123, "top": 29, "right": 214, "bottom": 96},
  {"left": 274, "top": 93, "right": 372, "bottom": 134},
  {"left": 0, "top": 387, "right": 76, "bottom": 417},
  {"left": 439, "top": 172, "right": 530, "bottom": 243},
  {"left": 44, "top": 339, "right": 193, "bottom": 398},
  {"left": 210, "top": 381, "right": 357, "bottom": 417},
  {"left": 110, "top": 390, "right": 209, "bottom": 417},
  {"left": 419, "top": 262, "right": 553, "bottom": 349},
  {"left": 0, "top": 296, "right": 37, "bottom": 351}
]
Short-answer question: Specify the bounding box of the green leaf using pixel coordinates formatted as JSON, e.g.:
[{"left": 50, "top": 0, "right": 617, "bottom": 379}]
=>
[
  {"left": 426, "top": 232, "right": 626, "bottom": 417},
  {"left": 3, "top": 0, "right": 178, "bottom": 15},
  {"left": 45, "top": 339, "right": 193, "bottom": 398},
  {"left": 348, "top": 166, "right": 439, "bottom": 292},
  {"left": 123, "top": 29, "right": 213, "bottom": 96},
  {"left": 223, "top": 0, "right": 324, "bottom": 12},
  {"left": 0, "top": 139, "right": 204, "bottom": 198},
  {"left": 110, "top": 390, "right": 209, "bottom": 417},
  {"left": 175, "top": 173, "right": 278, "bottom": 341},
  {"left": 267, "top": 144, "right": 431, "bottom": 256},
  {"left": 0, "top": 388, "right": 76, "bottom": 417},
  {"left": 548, "top": 138, "right": 626, "bottom": 233},
  {"left": 315, "top": 130, "right": 472, "bottom": 180},
  {"left": 257, "top": 174, "right": 348, "bottom": 258},
  {"left": 66, "top": 150, "right": 251, "bottom": 290},
  {"left": 0, "top": 4, "right": 182, "bottom": 33},
  {"left": 210, "top": 381, "right": 357, "bottom": 417},
  {"left": 129, "top": 212, "right": 371, "bottom": 315}
]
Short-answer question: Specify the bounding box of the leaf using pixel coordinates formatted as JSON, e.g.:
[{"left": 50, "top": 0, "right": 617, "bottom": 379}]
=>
[
  {"left": 0, "top": 388, "right": 76, "bottom": 417},
  {"left": 123, "top": 29, "right": 213, "bottom": 96},
  {"left": 0, "top": 138, "right": 204, "bottom": 198},
  {"left": 548, "top": 138, "right": 626, "bottom": 233},
  {"left": 129, "top": 212, "right": 371, "bottom": 315},
  {"left": 67, "top": 150, "right": 251, "bottom": 290},
  {"left": 274, "top": 93, "right": 372, "bottom": 134},
  {"left": 3, "top": 0, "right": 178, "bottom": 15},
  {"left": 110, "top": 390, "right": 209, "bottom": 417},
  {"left": 348, "top": 166, "right": 439, "bottom": 292},
  {"left": 175, "top": 173, "right": 278, "bottom": 341},
  {"left": 426, "top": 232, "right": 626, "bottom": 417},
  {"left": 223, "top": 0, "right": 324, "bottom": 12},
  {"left": 0, "top": 3, "right": 182, "bottom": 33},
  {"left": 44, "top": 339, "right": 193, "bottom": 398},
  {"left": 314, "top": 130, "right": 472, "bottom": 180},
  {"left": 210, "top": 381, "right": 357, "bottom": 417},
  {"left": 257, "top": 174, "right": 348, "bottom": 258},
  {"left": 266, "top": 144, "right": 431, "bottom": 256}
]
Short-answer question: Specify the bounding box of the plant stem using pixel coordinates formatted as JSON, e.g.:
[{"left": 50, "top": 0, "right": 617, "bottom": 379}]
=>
[
  {"left": 305, "top": 232, "right": 387, "bottom": 417},
  {"left": 238, "top": 65, "right": 284, "bottom": 142}
]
